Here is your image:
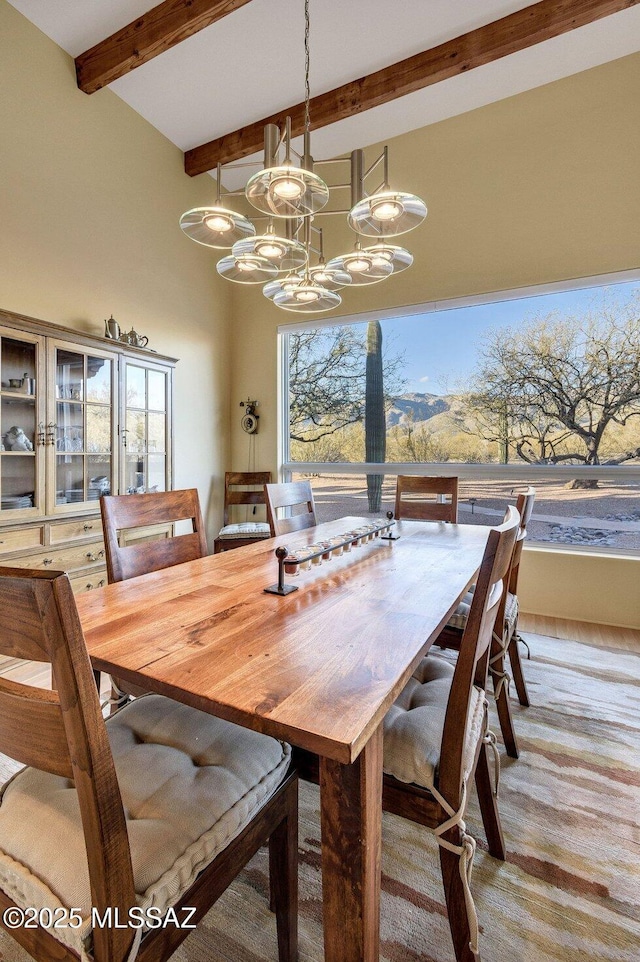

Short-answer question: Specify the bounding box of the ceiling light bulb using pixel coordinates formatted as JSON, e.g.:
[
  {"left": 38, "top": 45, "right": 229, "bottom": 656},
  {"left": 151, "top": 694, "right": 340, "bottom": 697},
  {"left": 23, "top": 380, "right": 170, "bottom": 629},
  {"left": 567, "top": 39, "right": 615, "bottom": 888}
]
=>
[
  {"left": 204, "top": 212, "right": 233, "bottom": 233},
  {"left": 256, "top": 239, "right": 287, "bottom": 259},
  {"left": 295, "top": 287, "right": 320, "bottom": 302},
  {"left": 283, "top": 275, "right": 303, "bottom": 291},
  {"left": 271, "top": 172, "right": 304, "bottom": 201},
  {"left": 371, "top": 197, "right": 404, "bottom": 222},
  {"left": 344, "top": 255, "right": 371, "bottom": 274}
]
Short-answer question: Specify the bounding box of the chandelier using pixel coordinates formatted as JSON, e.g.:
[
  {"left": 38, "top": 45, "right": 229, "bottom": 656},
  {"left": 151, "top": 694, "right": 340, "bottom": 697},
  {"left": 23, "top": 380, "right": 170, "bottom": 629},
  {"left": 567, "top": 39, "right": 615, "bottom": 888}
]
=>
[{"left": 179, "top": 0, "right": 426, "bottom": 313}]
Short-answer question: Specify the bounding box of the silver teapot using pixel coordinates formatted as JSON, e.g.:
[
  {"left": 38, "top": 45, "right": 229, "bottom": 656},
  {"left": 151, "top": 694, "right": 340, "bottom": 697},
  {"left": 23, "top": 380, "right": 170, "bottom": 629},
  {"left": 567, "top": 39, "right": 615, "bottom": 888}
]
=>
[{"left": 120, "top": 328, "right": 149, "bottom": 349}]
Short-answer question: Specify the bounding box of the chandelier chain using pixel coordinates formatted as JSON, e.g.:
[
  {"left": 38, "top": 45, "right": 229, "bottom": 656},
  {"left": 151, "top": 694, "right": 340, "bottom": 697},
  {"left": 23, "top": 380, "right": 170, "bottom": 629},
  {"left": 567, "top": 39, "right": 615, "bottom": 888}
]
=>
[{"left": 304, "top": 0, "right": 311, "bottom": 135}]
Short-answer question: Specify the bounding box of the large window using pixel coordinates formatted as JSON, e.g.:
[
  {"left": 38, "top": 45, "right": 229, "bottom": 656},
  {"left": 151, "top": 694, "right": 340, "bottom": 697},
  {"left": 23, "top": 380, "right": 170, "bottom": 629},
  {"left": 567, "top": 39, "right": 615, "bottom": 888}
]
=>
[{"left": 280, "top": 273, "right": 640, "bottom": 553}]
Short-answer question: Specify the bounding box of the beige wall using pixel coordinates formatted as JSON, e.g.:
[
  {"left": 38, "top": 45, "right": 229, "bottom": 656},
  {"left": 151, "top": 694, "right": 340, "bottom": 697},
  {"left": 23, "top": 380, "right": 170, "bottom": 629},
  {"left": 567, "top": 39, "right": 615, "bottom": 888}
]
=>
[
  {"left": 0, "top": 0, "right": 231, "bottom": 544},
  {"left": 229, "top": 53, "right": 640, "bottom": 628},
  {"left": 519, "top": 547, "right": 640, "bottom": 629}
]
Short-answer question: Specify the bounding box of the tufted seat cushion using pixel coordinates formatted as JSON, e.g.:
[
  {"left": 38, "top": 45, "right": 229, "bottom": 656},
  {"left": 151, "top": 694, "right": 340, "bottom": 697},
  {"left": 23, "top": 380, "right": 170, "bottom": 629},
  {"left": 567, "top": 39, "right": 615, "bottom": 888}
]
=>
[
  {"left": 0, "top": 694, "right": 291, "bottom": 960},
  {"left": 447, "top": 586, "right": 519, "bottom": 640},
  {"left": 217, "top": 522, "right": 271, "bottom": 539},
  {"left": 383, "top": 655, "right": 485, "bottom": 790}
]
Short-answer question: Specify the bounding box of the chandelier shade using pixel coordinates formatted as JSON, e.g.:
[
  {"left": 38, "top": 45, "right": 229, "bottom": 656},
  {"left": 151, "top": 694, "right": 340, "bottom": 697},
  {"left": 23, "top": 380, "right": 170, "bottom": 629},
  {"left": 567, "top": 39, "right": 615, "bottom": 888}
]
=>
[
  {"left": 364, "top": 242, "right": 414, "bottom": 274},
  {"left": 216, "top": 253, "right": 278, "bottom": 283},
  {"left": 273, "top": 278, "right": 342, "bottom": 313},
  {"left": 263, "top": 274, "right": 304, "bottom": 301},
  {"left": 179, "top": 206, "right": 256, "bottom": 248},
  {"left": 348, "top": 190, "right": 427, "bottom": 237},
  {"left": 327, "top": 244, "right": 394, "bottom": 285},
  {"left": 308, "top": 262, "right": 353, "bottom": 291},
  {"left": 245, "top": 164, "right": 330, "bottom": 218},
  {"left": 232, "top": 229, "right": 307, "bottom": 273}
]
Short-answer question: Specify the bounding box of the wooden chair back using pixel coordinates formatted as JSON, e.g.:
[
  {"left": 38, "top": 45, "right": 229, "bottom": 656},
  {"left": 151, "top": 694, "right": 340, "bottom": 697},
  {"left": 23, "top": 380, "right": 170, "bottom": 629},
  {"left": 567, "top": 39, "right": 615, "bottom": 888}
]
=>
[
  {"left": 508, "top": 486, "right": 535, "bottom": 595},
  {"left": 222, "top": 471, "right": 271, "bottom": 525},
  {"left": 0, "top": 568, "right": 137, "bottom": 962},
  {"left": 265, "top": 481, "right": 317, "bottom": 536},
  {"left": 438, "top": 506, "right": 519, "bottom": 809},
  {"left": 394, "top": 476, "right": 458, "bottom": 522},
  {"left": 101, "top": 489, "right": 208, "bottom": 583}
]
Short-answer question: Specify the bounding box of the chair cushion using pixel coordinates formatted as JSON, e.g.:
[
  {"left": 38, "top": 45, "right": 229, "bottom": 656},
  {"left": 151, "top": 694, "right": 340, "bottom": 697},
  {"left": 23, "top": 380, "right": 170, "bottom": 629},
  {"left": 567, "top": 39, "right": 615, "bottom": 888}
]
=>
[
  {"left": 217, "top": 522, "right": 271, "bottom": 539},
  {"left": 0, "top": 694, "right": 291, "bottom": 959},
  {"left": 383, "top": 655, "right": 484, "bottom": 790},
  {"left": 446, "top": 586, "right": 519, "bottom": 640}
]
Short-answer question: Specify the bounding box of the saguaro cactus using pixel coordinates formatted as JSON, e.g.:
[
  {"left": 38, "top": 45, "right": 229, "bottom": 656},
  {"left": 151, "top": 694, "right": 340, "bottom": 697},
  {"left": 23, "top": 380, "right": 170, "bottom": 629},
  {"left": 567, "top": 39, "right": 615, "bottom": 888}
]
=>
[{"left": 365, "top": 321, "right": 386, "bottom": 511}]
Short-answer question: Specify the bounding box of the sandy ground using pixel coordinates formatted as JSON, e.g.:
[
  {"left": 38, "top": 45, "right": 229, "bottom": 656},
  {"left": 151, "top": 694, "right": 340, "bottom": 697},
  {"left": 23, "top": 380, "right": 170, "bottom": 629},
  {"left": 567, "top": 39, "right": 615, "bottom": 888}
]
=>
[{"left": 290, "top": 474, "right": 640, "bottom": 550}]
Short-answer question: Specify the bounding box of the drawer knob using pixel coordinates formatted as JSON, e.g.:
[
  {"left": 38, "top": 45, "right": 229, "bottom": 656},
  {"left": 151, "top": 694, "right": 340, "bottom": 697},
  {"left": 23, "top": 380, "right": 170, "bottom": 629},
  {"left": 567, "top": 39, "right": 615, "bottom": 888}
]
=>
[
  {"left": 43, "top": 558, "right": 53, "bottom": 566},
  {"left": 86, "top": 580, "right": 105, "bottom": 591},
  {"left": 86, "top": 550, "right": 105, "bottom": 562},
  {"left": 83, "top": 523, "right": 93, "bottom": 531}
]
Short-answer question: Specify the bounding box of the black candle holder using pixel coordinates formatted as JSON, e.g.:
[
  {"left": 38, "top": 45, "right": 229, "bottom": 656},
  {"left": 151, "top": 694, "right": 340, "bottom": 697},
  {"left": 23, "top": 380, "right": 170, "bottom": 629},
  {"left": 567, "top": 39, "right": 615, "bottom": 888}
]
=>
[
  {"left": 264, "top": 546, "right": 299, "bottom": 596},
  {"left": 264, "top": 518, "right": 396, "bottom": 596},
  {"left": 380, "top": 511, "right": 400, "bottom": 540}
]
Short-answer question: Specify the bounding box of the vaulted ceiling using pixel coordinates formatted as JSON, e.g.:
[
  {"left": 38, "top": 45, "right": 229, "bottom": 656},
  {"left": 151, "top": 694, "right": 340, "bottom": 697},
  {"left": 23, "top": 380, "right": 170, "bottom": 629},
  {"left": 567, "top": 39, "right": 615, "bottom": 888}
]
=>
[{"left": 8, "top": 0, "right": 640, "bottom": 180}]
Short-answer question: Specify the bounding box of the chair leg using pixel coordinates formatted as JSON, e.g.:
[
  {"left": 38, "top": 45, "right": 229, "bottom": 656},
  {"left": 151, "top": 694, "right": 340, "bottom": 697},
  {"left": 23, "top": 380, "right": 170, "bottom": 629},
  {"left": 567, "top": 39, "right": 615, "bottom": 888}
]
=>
[
  {"left": 492, "top": 650, "right": 519, "bottom": 759},
  {"left": 439, "top": 828, "right": 481, "bottom": 962},
  {"left": 508, "top": 631, "right": 531, "bottom": 707},
  {"left": 268, "top": 777, "right": 298, "bottom": 962},
  {"left": 474, "top": 742, "right": 505, "bottom": 861}
]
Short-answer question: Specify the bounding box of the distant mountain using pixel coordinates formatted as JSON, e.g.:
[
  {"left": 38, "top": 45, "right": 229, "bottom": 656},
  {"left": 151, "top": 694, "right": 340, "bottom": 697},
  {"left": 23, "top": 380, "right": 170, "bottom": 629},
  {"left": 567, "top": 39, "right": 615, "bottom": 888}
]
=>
[{"left": 386, "top": 393, "right": 450, "bottom": 427}]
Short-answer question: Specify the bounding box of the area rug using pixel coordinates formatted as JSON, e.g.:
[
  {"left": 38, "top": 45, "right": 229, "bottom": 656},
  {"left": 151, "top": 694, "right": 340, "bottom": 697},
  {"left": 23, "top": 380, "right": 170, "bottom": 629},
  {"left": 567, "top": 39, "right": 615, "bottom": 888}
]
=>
[{"left": 0, "top": 633, "right": 638, "bottom": 962}]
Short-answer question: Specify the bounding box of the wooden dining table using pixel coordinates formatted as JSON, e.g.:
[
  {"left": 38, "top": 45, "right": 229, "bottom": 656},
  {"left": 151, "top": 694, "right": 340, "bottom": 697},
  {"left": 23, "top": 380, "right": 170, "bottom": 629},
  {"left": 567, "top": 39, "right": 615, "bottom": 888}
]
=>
[{"left": 77, "top": 516, "right": 491, "bottom": 962}]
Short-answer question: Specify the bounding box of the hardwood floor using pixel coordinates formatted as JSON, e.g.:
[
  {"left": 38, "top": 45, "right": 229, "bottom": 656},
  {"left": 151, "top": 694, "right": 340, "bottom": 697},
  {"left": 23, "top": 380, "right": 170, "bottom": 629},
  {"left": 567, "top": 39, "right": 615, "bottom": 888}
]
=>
[{"left": 518, "top": 613, "right": 640, "bottom": 652}]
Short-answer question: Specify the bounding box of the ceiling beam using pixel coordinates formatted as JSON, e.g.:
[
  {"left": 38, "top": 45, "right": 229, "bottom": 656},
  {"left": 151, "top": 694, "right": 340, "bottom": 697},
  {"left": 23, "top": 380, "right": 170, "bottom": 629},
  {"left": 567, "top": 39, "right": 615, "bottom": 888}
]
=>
[
  {"left": 76, "top": 0, "right": 255, "bottom": 94},
  {"left": 185, "top": 0, "right": 639, "bottom": 176}
]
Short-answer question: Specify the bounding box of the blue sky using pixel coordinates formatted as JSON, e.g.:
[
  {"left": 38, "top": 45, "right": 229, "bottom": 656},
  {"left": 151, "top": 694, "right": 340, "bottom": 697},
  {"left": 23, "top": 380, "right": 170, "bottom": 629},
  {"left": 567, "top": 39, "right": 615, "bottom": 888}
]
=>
[{"left": 373, "top": 279, "right": 639, "bottom": 396}]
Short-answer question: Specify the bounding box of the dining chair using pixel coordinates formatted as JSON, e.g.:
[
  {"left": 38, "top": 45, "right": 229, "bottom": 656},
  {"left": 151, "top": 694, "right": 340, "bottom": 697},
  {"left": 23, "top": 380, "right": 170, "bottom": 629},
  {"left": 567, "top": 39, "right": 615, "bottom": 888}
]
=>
[
  {"left": 0, "top": 567, "right": 298, "bottom": 962},
  {"left": 100, "top": 489, "right": 208, "bottom": 708},
  {"left": 382, "top": 506, "right": 520, "bottom": 962},
  {"left": 265, "top": 480, "right": 317, "bottom": 536},
  {"left": 394, "top": 475, "right": 458, "bottom": 522},
  {"left": 100, "top": 488, "right": 208, "bottom": 583},
  {"left": 435, "top": 487, "right": 536, "bottom": 758},
  {"left": 214, "top": 471, "right": 272, "bottom": 553}
]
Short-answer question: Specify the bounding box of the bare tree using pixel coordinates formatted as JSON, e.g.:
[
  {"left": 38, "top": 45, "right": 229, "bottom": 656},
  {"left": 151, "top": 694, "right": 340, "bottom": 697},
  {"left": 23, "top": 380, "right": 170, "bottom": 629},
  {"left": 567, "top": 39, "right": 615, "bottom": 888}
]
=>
[
  {"left": 463, "top": 293, "right": 640, "bottom": 470},
  {"left": 288, "top": 326, "right": 404, "bottom": 446}
]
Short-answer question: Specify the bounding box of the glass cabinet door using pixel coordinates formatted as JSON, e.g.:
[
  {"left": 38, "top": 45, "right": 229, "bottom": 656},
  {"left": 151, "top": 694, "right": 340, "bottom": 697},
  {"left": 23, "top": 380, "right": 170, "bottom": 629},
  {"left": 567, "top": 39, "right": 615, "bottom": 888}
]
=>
[
  {"left": 122, "top": 362, "right": 170, "bottom": 494},
  {"left": 0, "top": 329, "right": 44, "bottom": 516},
  {"left": 49, "top": 344, "right": 117, "bottom": 513}
]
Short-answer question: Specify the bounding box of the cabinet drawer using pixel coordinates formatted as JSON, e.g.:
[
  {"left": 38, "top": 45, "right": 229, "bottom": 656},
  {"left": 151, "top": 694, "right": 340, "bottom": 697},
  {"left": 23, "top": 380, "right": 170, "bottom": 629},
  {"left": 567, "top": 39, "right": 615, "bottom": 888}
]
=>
[
  {"left": 50, "top": 517, "right": 102, "bottom": 544},
  {"left": 0, "top": 526, "right": 45, "bottom": 555},
  {"left": 69, "top": 569, "right": 107, "bottom": 595},
  {"left": 2, "top": 541, "right": 105, "bottom": 573}
]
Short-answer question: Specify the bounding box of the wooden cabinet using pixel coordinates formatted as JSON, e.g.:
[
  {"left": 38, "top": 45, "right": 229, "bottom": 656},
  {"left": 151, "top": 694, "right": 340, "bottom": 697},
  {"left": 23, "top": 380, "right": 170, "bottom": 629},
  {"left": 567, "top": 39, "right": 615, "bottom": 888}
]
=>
[{"left": 0, "top": 308, "right": 176, "bottom": 594}]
